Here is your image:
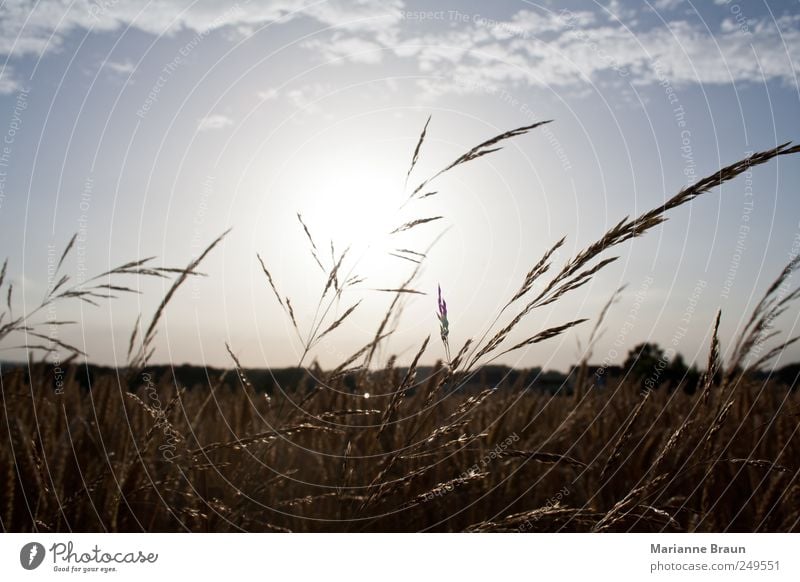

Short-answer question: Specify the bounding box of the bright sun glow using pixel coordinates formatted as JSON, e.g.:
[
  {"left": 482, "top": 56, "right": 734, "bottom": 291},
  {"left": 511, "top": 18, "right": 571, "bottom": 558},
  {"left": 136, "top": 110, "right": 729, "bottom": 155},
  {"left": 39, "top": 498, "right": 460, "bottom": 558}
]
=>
[
  {"left": 302, "top": 157, "right": 404, "bottom": 249},
  {"left": 292, "top": 150, "right": 440, "bottom": 284}
]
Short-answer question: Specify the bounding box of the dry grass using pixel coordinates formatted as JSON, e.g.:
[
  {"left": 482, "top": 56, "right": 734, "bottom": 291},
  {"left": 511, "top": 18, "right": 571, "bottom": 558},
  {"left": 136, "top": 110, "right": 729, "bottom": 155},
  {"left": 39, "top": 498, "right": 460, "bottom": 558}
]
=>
[
  {"left": 2, "top": 357, "right": 799, "bottom": 532},
  {"left": 1, "top": 119, "right": 799, "bottom": 532}
]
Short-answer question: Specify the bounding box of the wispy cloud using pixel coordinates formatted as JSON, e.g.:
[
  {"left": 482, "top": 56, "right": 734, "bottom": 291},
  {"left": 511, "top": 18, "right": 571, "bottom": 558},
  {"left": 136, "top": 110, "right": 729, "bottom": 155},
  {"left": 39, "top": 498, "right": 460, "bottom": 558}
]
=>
[
  {"left": 103, "top": 60, "right": 137, "bottom": 75},
  {"left": 653, "top": 0, "right": 686, "bottom": 10},
  {"left": 285, "top": 83, "right": 333, "bottom": 116},
  {"left": 302, "top": 34, "right": 384, "bottom": 64},
  {"left": 302, "top": 6, "right": 800, "bottom": 98},
  {"left": 0, "top": 0, "right": 402, "bottom": 59},
  {"left": 257, "top": 88, "right": 279, "bottom": 101},
  {"left": 1, "top": 1, "right": 797, "bottom": 103},
  {"left": 198, "top": 114, "right": 233, "bottom": 132},
  {"left": 0, "top": 66, "right": 21, "bottom": 95}
]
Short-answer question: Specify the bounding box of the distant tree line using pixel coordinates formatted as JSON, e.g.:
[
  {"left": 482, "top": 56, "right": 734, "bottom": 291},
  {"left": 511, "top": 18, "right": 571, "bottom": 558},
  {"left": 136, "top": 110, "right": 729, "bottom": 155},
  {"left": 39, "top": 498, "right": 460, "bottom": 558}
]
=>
[{"left": 3, "top": 348, "right": 797, "bottom": 394}]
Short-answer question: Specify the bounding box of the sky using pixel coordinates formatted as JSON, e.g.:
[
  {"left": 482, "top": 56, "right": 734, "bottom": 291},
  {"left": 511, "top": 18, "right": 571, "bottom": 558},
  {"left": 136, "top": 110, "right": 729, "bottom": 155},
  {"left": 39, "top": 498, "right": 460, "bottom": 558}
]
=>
[{"left": 0, "top": 0, "right": 799, "bottom": 372}]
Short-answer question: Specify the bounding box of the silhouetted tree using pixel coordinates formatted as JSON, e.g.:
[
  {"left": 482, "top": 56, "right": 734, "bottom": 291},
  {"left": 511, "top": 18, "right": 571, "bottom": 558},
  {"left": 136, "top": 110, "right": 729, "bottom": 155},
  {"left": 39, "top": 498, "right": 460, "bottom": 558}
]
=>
[
  {"left": 624, "top": 342, "right": 666, "bottom": 390},
  {"left": 623, "top": 343, "right": 700, "bottom": 392}
]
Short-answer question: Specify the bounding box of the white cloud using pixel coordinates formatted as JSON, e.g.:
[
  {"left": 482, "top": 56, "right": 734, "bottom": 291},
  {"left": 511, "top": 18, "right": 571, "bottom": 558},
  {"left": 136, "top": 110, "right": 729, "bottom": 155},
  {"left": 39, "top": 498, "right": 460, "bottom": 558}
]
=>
[
  {"left": 303, "top": 0, "right": 403, "bottom": 33},
  {"left": 103, "top": 59, "right": 136, "bottom": 75},
  {"left": 197, "top": 114, "right": 233, "bottom": 131},
  {"left": 303, "top": 34, "right": 384, "bottom": 64},
  {"left": 257, "top": 88, "right": 279, "bottom": 101},
  {"left": 0, "top": 0, "right": 403, "bottom": 60},
  {"left": 1, "top": 1, "right": 798, "bottom": 102},
  {"left": 0, "top": 66, "right": 21, "bottom": 94},
  {"left": 653, "top": 0, "right": 685, "bottom": 10},
  {"left": 342, "top": 7, "right": 800, "bottom": 98},
  {"left": 284, "top": 82, "right": 332, "bottom": 115},
  {"left": 511, "top": 9, "right": 596, "bottom": 33},
  {"left": 603, "top": 0, "right": 638, "bottom": 22}
]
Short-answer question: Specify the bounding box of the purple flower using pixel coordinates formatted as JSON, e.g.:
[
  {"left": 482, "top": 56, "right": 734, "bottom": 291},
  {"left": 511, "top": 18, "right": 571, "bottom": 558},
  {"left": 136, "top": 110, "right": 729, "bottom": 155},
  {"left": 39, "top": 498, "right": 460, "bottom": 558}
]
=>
[
  {"left": 436, "top": 284, "right": 451, "bottom": 364},
  {"left": 437, "top": 285, "right": 448, "bottom": 321}
]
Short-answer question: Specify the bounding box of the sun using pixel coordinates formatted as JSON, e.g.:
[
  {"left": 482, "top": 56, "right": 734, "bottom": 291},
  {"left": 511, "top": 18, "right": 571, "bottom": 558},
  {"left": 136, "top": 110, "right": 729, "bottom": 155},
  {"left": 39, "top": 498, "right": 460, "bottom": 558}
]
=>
[
  {"left": 301, "top": 157, "right": 403, "bottom": 250},
  {"left": 291, "top": 151, "right": 441, "bottom": 285}
]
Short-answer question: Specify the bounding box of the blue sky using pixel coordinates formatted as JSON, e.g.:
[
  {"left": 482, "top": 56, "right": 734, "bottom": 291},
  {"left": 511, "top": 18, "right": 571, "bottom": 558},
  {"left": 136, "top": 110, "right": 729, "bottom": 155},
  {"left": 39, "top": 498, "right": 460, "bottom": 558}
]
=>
[{"left": 1, "top": 0, "right": 799, "bottom": 372}]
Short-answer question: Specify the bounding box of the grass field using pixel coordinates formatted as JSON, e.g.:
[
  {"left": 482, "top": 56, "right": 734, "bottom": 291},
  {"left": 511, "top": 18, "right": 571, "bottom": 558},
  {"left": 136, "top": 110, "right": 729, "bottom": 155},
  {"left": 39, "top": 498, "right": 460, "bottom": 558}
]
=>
[{"left": 1, "top": 358, "right": 799, "bottom": 532}]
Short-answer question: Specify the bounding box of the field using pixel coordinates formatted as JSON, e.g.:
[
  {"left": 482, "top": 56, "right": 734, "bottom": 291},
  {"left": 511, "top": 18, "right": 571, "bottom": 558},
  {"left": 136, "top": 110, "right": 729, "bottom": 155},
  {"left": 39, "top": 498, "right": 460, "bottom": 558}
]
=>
[
  {"left": 1, "top": 359, "right": 799, "bottom": 532},
  {"left": 1, "top": 122, "right": 799, "bottom": 533}
]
